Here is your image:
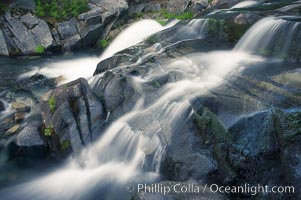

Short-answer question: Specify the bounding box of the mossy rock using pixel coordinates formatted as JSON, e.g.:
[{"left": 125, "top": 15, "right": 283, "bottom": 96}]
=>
[
  {"left": 192, "top": 106, "right": 229, "bottom": 145},
  {"left": 274, "top": 109, "right": 301, "bottom": 144},
  {"left": 205, "top": 17, "right": 252, "bottom": 43},
  {"left": 212, "top": 143, "right": 237, "bottom": 183}
]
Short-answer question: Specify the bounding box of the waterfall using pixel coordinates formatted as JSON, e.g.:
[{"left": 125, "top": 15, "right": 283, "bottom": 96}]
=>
[
  {"left": 17, "top": 18, "right": 210, "bottom": 85},
  {"left": 234, "top": 16, "right": 301, "bottom": 59},
  {"left": 0, "top": 49, "right": 264, "bottom": 200},
  {"left": 18, "top": 20, "right": 178, "bottom": 85},
  {"left": 160, "top": 19, "right": 209, "bottom": 47},
  {"left": 6, "top": 16, "right": 297, "bottom": 200},
  {"left": 99, "top": 19, "right": 179, "bottom": 62}
]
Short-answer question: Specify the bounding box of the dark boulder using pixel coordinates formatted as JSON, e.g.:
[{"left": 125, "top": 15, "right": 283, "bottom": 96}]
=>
[
  {"left": 167, "top": 0, "right": 190, "bottom": 13},
  {"left": 92, "top": 70, "right": 141, "bottom": 119},
  {"left": 187, "top": 0, "right": 210, "bottom": 12},
  {"left": 3, "top": 13, "right": 55, "bottom": 55},
  {"left": 93, "top": 54, "right": 134, "bottom": 76},
  {"left": 77, "top": 23, "right": 104, "bottom": 48},
  {"left": 275, "top": 109, "right": 301, "bottom": 198},
  {"left": 40, "top": 78, "right": 106, "bottom": 156},
  {"left": 78, "top": 7, "right": 104, "bottom": 26},
  {"left": 16, "top": 124, "right": 43, "bottom": 147},
  {"left": 63, "top": 34, "right": 82, "bottom": 51},
  {"left": 159, "top": 99, "right": 227, "bottom": 182},
  {"left": 57, "top": 18, "right": 78, "bottom": 40},
  {"left": 211, "top": 109, "right": 301, "bottom": 199},
  {"left": 228, "top": 110, "right": 279, "bottom": 156}
]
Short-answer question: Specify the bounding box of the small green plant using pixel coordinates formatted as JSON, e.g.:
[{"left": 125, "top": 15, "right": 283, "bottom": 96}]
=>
[
  {"left": 161, "top": 9, "right": 194, "bottom": 20},
  {"left": 133, "top": 12, "right": 143, "bottom": 19},
  {"left": 175, "top": 12, "right": 194, "bottom": 20},
  {"left": 14, "top": 48, "right": 20, "bottom": 54},
  {"left": 35, "top": 0, "right": 89, "bottom": 21},
  {"left": 61, "top": 140, "right": 71, "bottom": 150},
  {"left": 44, "top": 127, "right": 52, "bottom": 137},
  {"left": 146, "top": 35, "right": 160, "bottom": 44},
  {"left": 34, "top": 45, "right": 45, "bottom": 54},
  {"left": 48, "top": 96, "right": 56, "bottom": 113},
  {"left": 99, "top": 39, "right": 110, "bottom": 48},
  {"left": 157, "top": 19, "right": 168, "bottom": 26}
]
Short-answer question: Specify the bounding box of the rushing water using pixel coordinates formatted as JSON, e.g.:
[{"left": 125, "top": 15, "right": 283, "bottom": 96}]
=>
[
  {"left": 231, "top": 0, "right": 257, "bottom": 9},
  {"left": 159, "top": 19, "right": 209, "bottom": 47},
  {"left": 0, "top": 15, "right": 300, "bottom": 200},
  {"left": 100, "top": 19, "right": 178, "bottom": 61},
  {"left": 234, "top": 16, "right": 301, "bottom": 57},
  {"left": 19, "top": 20, "right": 178, "bottom": 85}
]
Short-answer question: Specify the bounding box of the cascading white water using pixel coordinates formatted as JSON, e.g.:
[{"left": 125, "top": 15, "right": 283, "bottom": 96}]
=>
[
  {"left": 231, "top": 0, "right": 257, "bottom": 9},
  {"left": 234, "top": 16, "right": 300, "bottom": 56},
  {"left": 0, "top": 49, "right": 264, "bottom": 200},
  {"left": 6, "top": 16, "right": 294, "bottom": 200},
  {"left": 0, "top": 99, "right": 12, "bottom": 121},
  {"left": 161, "top": 19, "right": 209, "bottom": 47},
  {"left": 99, "top": 19, "right": 178, "bottom": 62},
  {"left": 19, "top": 56, "right": 101, "bottom": 85},
  {"left": 19, "top": 19, "right": 178, "bottom": 85}
]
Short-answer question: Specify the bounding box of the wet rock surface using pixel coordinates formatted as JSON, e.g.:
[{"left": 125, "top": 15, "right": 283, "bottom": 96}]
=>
[
  {"left": 88, "top": 14, "right": 300, "bottom": 199},
  {"left": 40, "top": 78, "right": 106, "bottom": 156},
  {"left": 0, "top": 0, "right": 298, "bottom": 56},
  {"left": 0, "top": 0, "right": 127, "bottom": 55},
  {"left": 2, "top": 12, "right": 55, "bottom": 55},
  {"left": 0, "top": 0, "right": 301, "bottom": 199}
]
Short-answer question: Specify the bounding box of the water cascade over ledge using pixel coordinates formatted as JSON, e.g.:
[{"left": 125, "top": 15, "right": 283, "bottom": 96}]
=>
[
  {"left": 1, "top": 15, "right": 301, "bottom": 200},
  {"left": 234, "top": 16, "right": 301, "bottom": 60}
]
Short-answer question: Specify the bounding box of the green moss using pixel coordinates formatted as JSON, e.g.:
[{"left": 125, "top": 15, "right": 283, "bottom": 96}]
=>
[
  {"left": 35, "top": 0, "right": 89, "bottom": 21},
  {"left": 207, "top": 18, "right": 219, "bottom": 29},
  {"left": 157, "top": 19, "right": 168, "bottom": 26},
  {"left": 48, "top": 96, "right": 56, "bottom": 113},
  {"left": 212, "top": 144, "right": 236, "bottom": 181},
  {"left": 44, "top": 127, "right": 52, "bottom": 137},
  {"left": 99, "top": 39, "right": 110, "bottom": 48},
  {"left": 146, "top": 34, "right": 160, "bottom": 44},
  {"left": 61, "top": 140, "right": 71, "bottom": 150},
  {"left": 225, "top": 22, "right": 250, "bottom": 42},
  {"left": 132, "top": 12, "right": 143, "bottom": 19},
  {"left": 276, "top": 110, "right": 301, "bottom": 140},
  {"left": 193, "top": 107, "right": 229, "bottom": 144},
  {"left": 34, "top": 45, "right": 45, "bottom": 54},
  {"left": 161, "top": 9, "right": 194, "bottom": 20},
  {"left": 206, "top": 18, "right": 250, "bottom": 42}
]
